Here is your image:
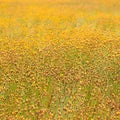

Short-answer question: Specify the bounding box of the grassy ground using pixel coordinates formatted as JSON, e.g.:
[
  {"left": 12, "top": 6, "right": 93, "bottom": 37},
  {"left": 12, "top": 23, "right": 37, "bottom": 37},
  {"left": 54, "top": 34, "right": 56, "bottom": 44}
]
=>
[{"left": 0, "top": 0, "right": 120, "bottom": 120}]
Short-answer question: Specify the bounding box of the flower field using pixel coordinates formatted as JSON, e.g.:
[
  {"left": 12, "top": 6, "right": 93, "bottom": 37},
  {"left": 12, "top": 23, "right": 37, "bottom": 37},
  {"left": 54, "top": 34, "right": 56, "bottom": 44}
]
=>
[{"left": 0, "top": 0, "right": 120, "bottom": 119}]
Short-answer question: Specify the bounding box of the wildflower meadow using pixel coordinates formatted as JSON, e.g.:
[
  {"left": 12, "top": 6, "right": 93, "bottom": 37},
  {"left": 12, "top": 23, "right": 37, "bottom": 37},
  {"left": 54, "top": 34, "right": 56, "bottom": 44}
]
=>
[{"left": 0, "top": 0, "right": 120, "bottom": 119}]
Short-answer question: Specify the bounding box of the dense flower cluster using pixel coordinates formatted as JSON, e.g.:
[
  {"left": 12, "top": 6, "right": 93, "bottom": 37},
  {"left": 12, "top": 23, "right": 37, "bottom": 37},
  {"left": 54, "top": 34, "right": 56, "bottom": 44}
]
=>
[{"left": 0, "top": 0, "right": 120, "bottom": 120}]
